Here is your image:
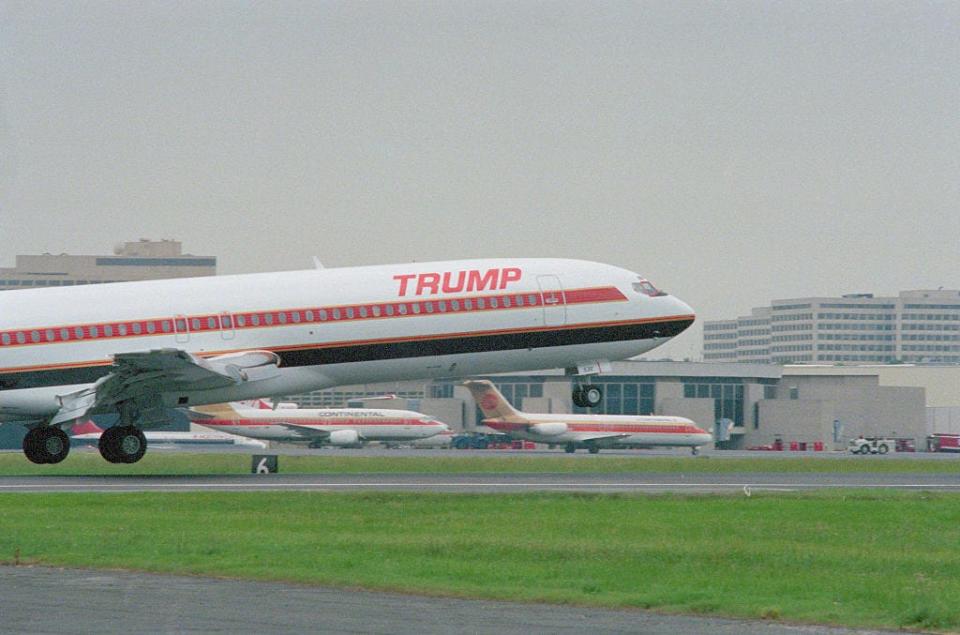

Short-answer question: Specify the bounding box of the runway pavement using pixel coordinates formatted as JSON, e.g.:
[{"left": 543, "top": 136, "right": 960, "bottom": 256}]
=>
[
  {"left": 1, "top": 566, "right": 908, "bottom": 635},
  {"left": 1, "top": 471, "right": 958, "bottom": 493}
]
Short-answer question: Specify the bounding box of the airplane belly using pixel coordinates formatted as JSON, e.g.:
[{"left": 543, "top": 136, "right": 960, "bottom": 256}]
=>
[
  {"left": 355, "top": 425, "right": 404, "bottom": 440},
  {"left": 214, "top": 425, "right": 275, "bottom": 441},
  {"left": 316, "top": 339, "right": 655, "bottom": 387},
  {"left": 623, "top": 433, "right": 708, "bottom": 447}
]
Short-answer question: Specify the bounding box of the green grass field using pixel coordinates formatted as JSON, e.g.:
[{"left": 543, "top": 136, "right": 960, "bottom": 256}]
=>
[
  {"left": 0, "top": 450, "right": 959, "bottom": 476},
  {"left": 2, "top": 490, "right": 960, "bottom": 630}
]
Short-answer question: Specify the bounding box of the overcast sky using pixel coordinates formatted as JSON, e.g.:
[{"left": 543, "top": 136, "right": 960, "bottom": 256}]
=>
[{"left": 1, "top": 1, "right": 958, "bottom": 359}]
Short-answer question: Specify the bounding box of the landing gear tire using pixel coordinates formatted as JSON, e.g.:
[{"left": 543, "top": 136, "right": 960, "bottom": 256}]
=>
[
  {"left": 691, "top": 447, "right": 700, "bottom": 456},
  {"left": 582, "top": 385, "right": 602, "bottom": 408},
  {"left": 23, "top": 426, "right": 70, "bottom": 464},
  {"left": 99, "top": 426, "right": 147, "bottom": 464},
  {"left": 564, "top": 442, "right": 576, "bottom": 454},
  {"left": 587, "top": 445, "right": 600, "bottom": 454},
  {"left": 572, "top": 385, "right": 603, "bottom": 408},
  {"left": 572, "top": 387, "right": 586, "bottom": 408}
]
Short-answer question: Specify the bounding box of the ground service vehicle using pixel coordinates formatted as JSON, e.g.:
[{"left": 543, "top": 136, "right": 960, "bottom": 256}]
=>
[
  {"left": 848, "top": 437, "right": 896, "bottom": 455},
  {"left": 927, "top": 434, "right": 960, "bottom": 453}
]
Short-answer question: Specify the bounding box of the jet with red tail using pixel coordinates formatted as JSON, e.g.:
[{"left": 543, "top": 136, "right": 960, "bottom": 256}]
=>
[{"left": 464, "top": 380, "right": 711, "bottom": 455}]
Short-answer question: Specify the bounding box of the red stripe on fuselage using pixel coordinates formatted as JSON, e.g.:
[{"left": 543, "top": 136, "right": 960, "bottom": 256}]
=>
[
  {"left": 484, "top": 421, "right": 705, "bottom": 435},
  {"left": 201, "top": 418, "right": 433, "bottom": 427},
  {"left": 0, "top": 285, "right": 628, "bottom": 350}
]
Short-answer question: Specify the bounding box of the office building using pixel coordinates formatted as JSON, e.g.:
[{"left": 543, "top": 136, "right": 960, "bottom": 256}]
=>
[
  {"left": 0, "top": 239, "right": 216, "bottom": 290},
  {"left": 703, "top": 290, "right": 960, "bottom": 364}
]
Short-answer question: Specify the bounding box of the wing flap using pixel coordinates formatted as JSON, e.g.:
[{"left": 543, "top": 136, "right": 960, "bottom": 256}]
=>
[{"left": 50, "top": 349, "right": 281, "bottom": 426}]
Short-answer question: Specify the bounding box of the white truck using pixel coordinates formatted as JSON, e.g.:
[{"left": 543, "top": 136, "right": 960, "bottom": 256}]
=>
[{"left": 847, "top": 437, "right": 896, "bottom": 455}]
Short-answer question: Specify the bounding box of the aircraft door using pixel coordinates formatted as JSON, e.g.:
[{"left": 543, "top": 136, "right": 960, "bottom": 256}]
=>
[
  {"left": 537, "top": 275, "right": 567, "bottom": 326},
  {"left": 174, "top": 315, "right": 190, "bottom": 344}
]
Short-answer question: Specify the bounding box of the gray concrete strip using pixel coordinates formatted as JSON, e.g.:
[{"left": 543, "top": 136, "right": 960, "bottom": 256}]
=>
[
  {"left": 0, "top": 566, "right": 910, "bottom": 635},
  {"left": 0, "top": 471, "right": 958, "bottom": 493}
]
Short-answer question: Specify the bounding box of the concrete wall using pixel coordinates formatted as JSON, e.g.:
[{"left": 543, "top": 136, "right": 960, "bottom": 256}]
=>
[
  {"left": 657, "top": 398, "right": 713, "bottom": 429},
  {"left": 655, "top": 382, "right": 684, "bottom": 406},
  {"left": 875, "top": 367, "right": 960, "bottom": 408},
  {"left": 542, "top": 381, "right": 574, "bottom": 412},
  {"left": 751, "top": 375, "right": 927, "bottom": 447},
  {"left": 863, "top": 386, "right": 925, "bottom": 440},
  {"left": 419, "top": 398, "right": 465, "bottom": 431},
  {"left": 785, "top": 366, "right": 960, "bottom": 409},
  {"left": 358, "top": 397, "right": 409, "bottom": 410},
  {"left": 752, "top": 400, "right": 835, "bottom": 448},
  {"left": 928, "top": 407, "right": 960, "bottom": 435}
]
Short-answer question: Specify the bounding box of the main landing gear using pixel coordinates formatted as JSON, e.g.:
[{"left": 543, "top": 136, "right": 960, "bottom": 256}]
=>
[
  {"left": 563, "top": 442, "right": 601, "bottom": 454},
  {"left": 23, "top": 426, "right": 70, "bottom": 464},
  {"left": 98, "top": 426, "right": 148, "bottom": 464},
  {"left": 572, "top": 384, "right": 602, "bottom": 408}
]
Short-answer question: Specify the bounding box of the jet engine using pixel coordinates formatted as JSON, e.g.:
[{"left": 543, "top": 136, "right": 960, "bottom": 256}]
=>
[
  {"left": 327, "top": 429, "right": 361, "bottom": 446},
  {"left": 530, "top": 422, "right": 568, "bottom": 436}
]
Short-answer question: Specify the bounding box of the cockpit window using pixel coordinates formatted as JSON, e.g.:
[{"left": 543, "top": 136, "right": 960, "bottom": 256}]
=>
[{"left": 633, "top": 279, "right": 666, "bottom": 297}]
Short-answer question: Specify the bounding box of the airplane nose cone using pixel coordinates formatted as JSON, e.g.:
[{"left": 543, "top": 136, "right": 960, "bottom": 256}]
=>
[
  {"left": 649, "top": 296, "right": 695, "bottom": 340},
  {"left": 673, "top": 296, "right": 695, "bottom": 318}
]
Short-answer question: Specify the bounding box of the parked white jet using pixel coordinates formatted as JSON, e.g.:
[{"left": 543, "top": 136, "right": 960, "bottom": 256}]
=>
[
  {"left": 0, "top": 259, "right": 694, "bottom": 464},
  {"left": 189, "top": 401, "right": 449, "bottom": 447},
  {"left": 464, "top": 380, "right": 712, "bottom": 455}
]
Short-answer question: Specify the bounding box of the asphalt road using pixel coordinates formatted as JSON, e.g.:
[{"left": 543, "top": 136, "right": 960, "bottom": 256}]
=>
[
  {"left": 0, "top": 566, "right": 908, "bottom": 635},
  {"left": 1, "top": 471, "right": 958, "bottom": 493}
]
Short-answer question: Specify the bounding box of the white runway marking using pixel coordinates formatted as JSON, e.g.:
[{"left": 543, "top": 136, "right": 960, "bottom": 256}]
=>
[{"left": 2, "top": 481, "right": 960, "bottom": 491}]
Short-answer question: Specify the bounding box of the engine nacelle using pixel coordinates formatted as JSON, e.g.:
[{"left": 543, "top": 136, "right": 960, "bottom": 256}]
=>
[
  {"left": 530, "top": 422, "right": 568, "bottom": 436},
  {"left": 327, "top": 429, "right": 361, "bottom": 446}
]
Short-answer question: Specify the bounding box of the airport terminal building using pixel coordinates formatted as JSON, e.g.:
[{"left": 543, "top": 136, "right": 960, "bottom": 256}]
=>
[
  {"left": 703, "top": 290, "right": 960, "bottom": 364},
  {"left": 292, "top": 360, "right": 959, "bottom": 451},
  {"left": 0, "top": 239, "right": 216, "bottom": 290}
]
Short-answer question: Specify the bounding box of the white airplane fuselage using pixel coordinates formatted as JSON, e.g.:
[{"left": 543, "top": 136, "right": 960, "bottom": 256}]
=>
[
  {"left": 483, "top": 413, "right": 713, "bottom": 448},
  {"left": 0, "top": 258, "right": 695, "bottom": 423},
  {"left": 196, "top": 406, "right": 449, "bottom": 444}
]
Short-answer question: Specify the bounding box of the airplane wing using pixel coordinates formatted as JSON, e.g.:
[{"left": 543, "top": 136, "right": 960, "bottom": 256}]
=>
[
  {"left": 270, "top": 422, "right": 331, "bottom": 440},
  {"left": 50, "top": 349, "right": 281, "bottom": 427},
  {"left": 577, "top": 433, "right": 632, "bottom": 446}
]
